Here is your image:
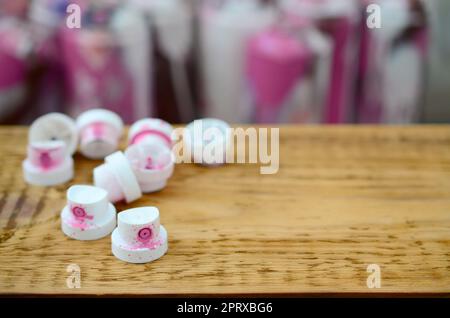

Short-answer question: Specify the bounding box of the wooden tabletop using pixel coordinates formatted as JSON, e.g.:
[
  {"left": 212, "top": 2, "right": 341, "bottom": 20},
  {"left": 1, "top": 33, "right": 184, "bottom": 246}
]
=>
[{"left": 0, "top": 125, "right": 449, "bottom": 296}]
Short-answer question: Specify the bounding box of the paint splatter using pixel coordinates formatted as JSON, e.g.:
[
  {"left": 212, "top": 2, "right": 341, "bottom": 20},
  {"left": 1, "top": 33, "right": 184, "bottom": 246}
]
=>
[{"left": 71, "top": 205, "right": 94, "bottom": 220}]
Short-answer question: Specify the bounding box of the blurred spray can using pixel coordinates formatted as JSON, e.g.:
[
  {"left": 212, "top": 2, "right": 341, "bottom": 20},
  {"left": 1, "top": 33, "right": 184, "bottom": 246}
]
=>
[
  {"left": 0, "top": 1, "right": 32, "bottom": 122},
  {"left": 28, "top": 0, "right": 69, "bottom": 117},
  {"left": 199, "top": 0, "right": 277, "bottom": 123},
  {"left": 245, "top": 13, "right": 333, "bottom": 123},
  {"left": 357, "top": 0, "right": 428, "bottom": 123},
  {"left": 60, "top": 0, "right": 152, "bottom": 123},
  {"left": 280, "top": 0, "right": 360, "bottom": 124},
  {"left": 29, "top": 0, "right": 69, "bottom": 51},
  {"left": 133, "top": 0, "right": 195, "bottom": 123}
]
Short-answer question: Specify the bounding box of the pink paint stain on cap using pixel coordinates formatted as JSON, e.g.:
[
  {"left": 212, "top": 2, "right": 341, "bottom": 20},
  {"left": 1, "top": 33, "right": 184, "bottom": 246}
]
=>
[
  {"left": 28, "top": 112, "right": 78, "bottom": 157},
  {"left": 76, "top": 108, "right": 124, "bottom": 159},
  {"left": 59, "top": 26, "right": 136, "bottom": 124},
  {"left": 137, "top": 227, "right": 152, "bottom": 243},
  {"left": 27, "top": 140, "right": 66, "bottom": 171},
  {"left": 116, "top": 207, "right": 160, "bottom": 246},
  {"left": 183, "top": 118, "right": 231, "bottom": 166},
  {"left": 71, "top": 205, "right": 93, "bottom": 220},
  {"left": 111, "top": 206, "right": 168, "bottom": 263},
  {"left": 67, "top": 185, "right": 109, "bottom": 220},
  {"left": 125, "top": 142, "right": 175, "bottom": 193},
  {"left": 61, "top": 185, "right": 117, "bottom": 241},
  {"left": 23, "top": 113, "right": 77, "bottom": 187}
]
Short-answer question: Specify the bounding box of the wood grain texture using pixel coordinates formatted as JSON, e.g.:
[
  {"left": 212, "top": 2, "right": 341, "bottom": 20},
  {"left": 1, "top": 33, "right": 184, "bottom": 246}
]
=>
[{"left": 0, "top": 125, "right": 449, "bottom": 296}]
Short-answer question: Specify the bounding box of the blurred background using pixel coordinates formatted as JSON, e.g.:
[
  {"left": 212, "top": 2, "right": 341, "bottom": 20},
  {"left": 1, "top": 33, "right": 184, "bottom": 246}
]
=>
[{"left": 0, "top": 0, "right": 449, "bottom": 125}]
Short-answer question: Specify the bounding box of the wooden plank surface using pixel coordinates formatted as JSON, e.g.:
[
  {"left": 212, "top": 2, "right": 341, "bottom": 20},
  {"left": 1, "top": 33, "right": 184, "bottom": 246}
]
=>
[{"left": 0, "top": 125, "right": 449, "bottom": 296}]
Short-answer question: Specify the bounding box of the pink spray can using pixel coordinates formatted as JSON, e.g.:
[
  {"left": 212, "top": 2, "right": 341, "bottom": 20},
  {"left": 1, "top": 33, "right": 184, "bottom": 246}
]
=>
[
  {"left": 60, "top": 0, "right": 152, "bottom": 124},
  {"left": 246, "top": 25, "right": 314, "bottom": 123}
]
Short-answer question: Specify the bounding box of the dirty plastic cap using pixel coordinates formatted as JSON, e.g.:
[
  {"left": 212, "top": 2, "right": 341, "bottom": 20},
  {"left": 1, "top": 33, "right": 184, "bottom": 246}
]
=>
[
  {"left": 117, "top": 207, "right": 161, "bottom": 244},
  {"left": 112, "top": 225, "right": 168, "bottom": 264},
  {"left": 23, "top": 156, "right": 74, "bottom": 186},
  {"left": 61, "top": 185, "right": 117, "bottom": 241},
  {"left": 125, "top": 143, "right": 175, "bottom": 193},
  {"left": 94, "top": 151, "right": 142, "bottom": 203},
  {"left": 23, "top": 140, "right": 74, "bottom": 186},
  {"left": 77, "top": 108, "right": 124, "bottom": 159},
  {"left": 111, "top": 207, "right": 167, "bottom": 264},
  {"left": 29, "top": 112, "right": 78, "bottom": 156},
  {"left": 183, "top": 118, "right": 231, "bottom": 166},
  {"left": 27, "top": 140, "right": 66, "bottom": 169}
]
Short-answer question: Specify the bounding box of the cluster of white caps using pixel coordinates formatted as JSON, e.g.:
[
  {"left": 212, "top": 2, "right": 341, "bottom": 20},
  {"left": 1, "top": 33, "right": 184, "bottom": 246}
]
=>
[
  {"left": 21, "top": 109, "right": 174, "bottom": 263},
  {"left": 22, "top": 109, "right": 175, "bottom": 194},
  {"left": 22, "top": 109, "right": 231, "bottom": 263}
]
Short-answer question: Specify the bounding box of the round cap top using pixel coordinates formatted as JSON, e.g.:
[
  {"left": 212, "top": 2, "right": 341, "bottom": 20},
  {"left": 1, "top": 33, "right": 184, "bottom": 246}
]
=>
[
  {"left": 76, "top": 108, "right": 124, "bottom": 133},
  {"left": 29, "top": 113, "right": 78, "bottom": 156},
  {"left": 128, "top": 118, "right": 173, "bottom": 146},
  {"left": 184, "top": 118, "right": 231, "bottom": 148},
  {"left": 67, "top": 185, "right": 108, "bottom": 206},
  {"left": 118, "top": 207, "right": 160, "bottom": 227}
]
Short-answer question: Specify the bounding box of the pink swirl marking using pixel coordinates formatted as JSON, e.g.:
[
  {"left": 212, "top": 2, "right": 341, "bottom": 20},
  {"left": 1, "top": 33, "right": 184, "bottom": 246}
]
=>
[
  {"left": 71, "top": 205, "right": 94, "bottom": 220},
  {"left": 137, "top": 227, "right": 152, "bottom": 243}
]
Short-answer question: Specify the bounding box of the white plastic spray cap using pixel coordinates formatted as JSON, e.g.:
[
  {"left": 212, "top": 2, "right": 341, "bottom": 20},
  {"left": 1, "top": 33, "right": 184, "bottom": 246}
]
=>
[
  {"left": 61, "top": 185, "right": 117, "bottom": 241},
  {"left": 29, "top": 112, "right": 78, "bottom": 156},
  {"left": 111, "top": 207, "right": 168, "bottom": 263},
  {"left": 76, "top": 108, "right": 124, "bottom": 159},
  {"left": 93, "top": 151, "right": 142, "bottom": 203}
]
